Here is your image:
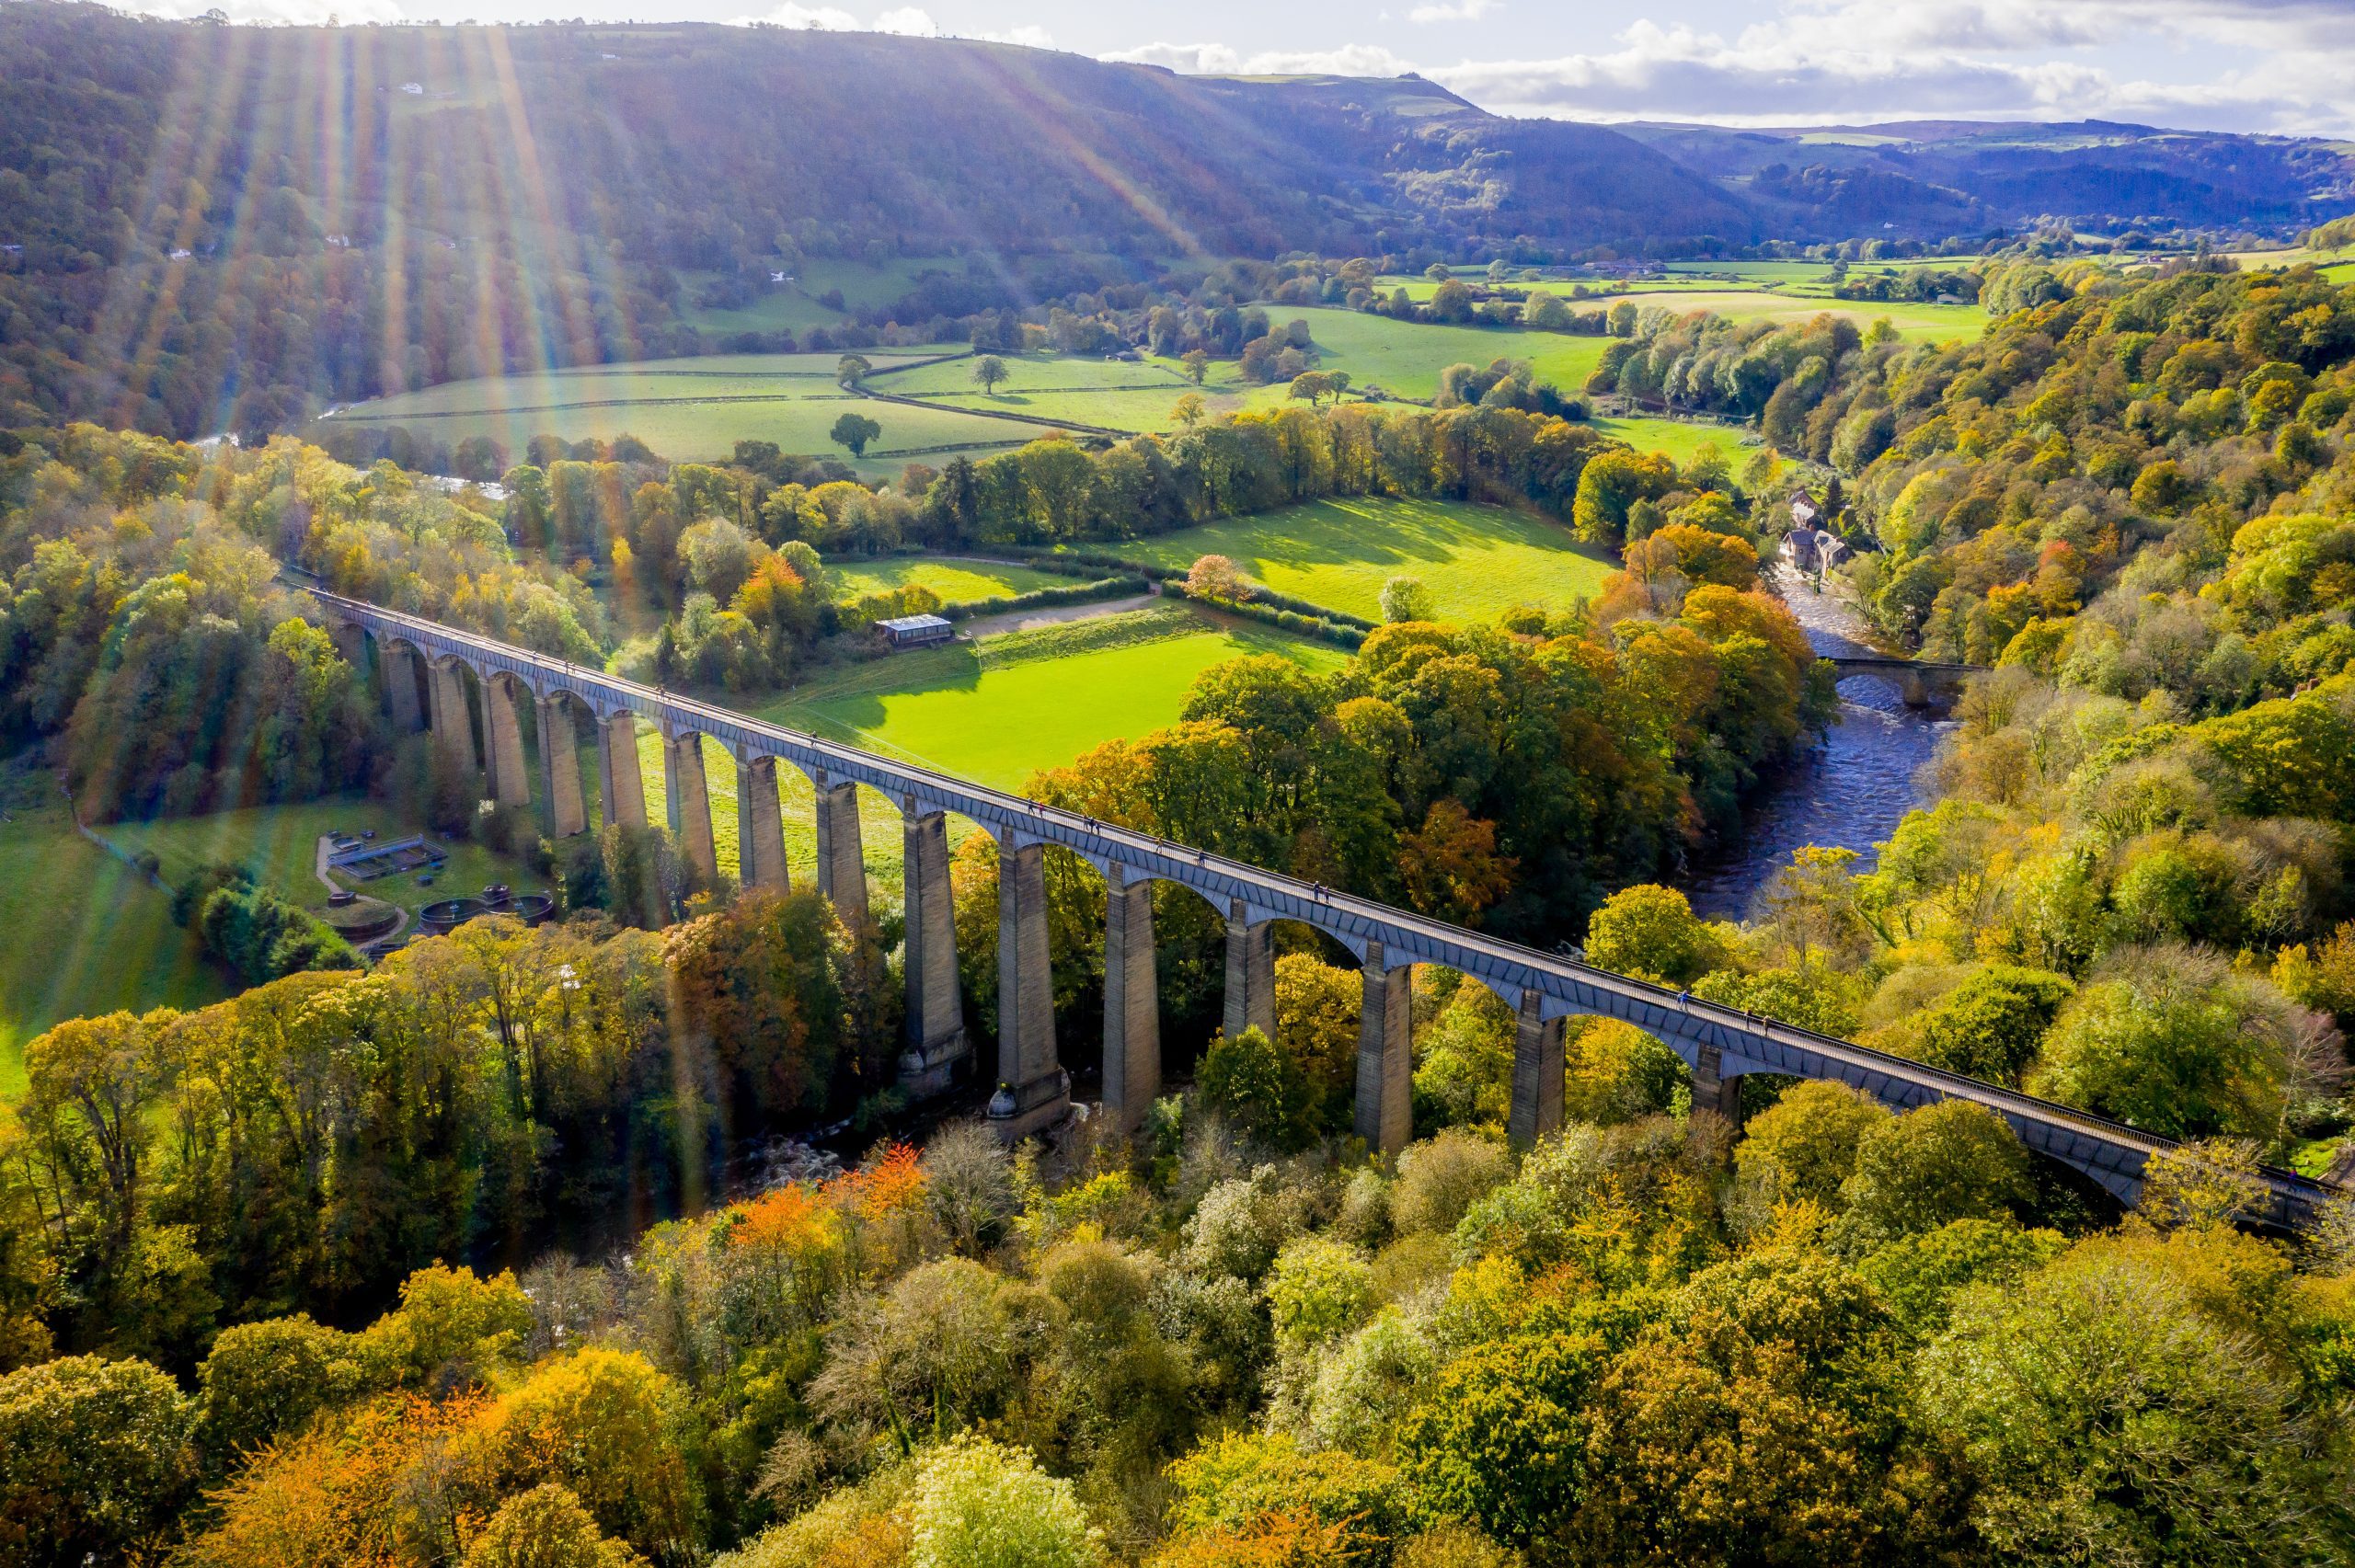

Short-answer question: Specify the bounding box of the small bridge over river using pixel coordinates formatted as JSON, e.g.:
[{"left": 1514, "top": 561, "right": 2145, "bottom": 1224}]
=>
[
  {"left": 310, "top": 589, "right": 2336, "bottom": 1229},
  {"left": 1825, "top": 654, "right": 1987, "bottom": 707}
]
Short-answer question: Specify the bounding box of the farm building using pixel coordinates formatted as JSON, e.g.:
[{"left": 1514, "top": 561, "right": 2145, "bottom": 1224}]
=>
[{"left": 878, "top": 612, "right": 955, "bottom": 649}]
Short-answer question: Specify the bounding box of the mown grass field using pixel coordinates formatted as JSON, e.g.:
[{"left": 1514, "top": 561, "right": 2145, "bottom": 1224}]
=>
[
  {"left": 764, "top": 605, "right": 1348, "bottom": 787},
  {"left": 1582, "top": 289, "right": 1983, "bottom": 343},
  {"left": 627, "top": 607, "right": 1349, "bottom": 903},
  {"left": 100, "top": 797, "right": 545, "bottom": 919},
  {"left": 1591, "top": 415, "right": 1759, "bottom": 467},
  {"left": 1269, "top": 307, "right": 1618, "bottom": 401},
  {"left": 0, "top": 764, "right": 227, "bottom": 1097},
  {"left": 325, "top": 351, "right": 1016, "bottom": 471},
  {"left": 1103, "top": 496, "right": 1615, "bottom": 624},
  {"left": 880, "top": 353, "right": 1244, "bottom": 434},
  {"left": 1326, "top": 283, "right": 1982, "bottom": 345},
  {"left": 823, "top": 555, "right": 1071, "bottom": 605}
]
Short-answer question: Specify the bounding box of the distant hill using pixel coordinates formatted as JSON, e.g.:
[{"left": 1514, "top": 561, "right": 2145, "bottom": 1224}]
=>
[
  {"left": 5, "top": 2, "right": 2353, "bottom": 440},
  {"left": 1617, "top": 120, "right": 2355, "bottom": 236}
]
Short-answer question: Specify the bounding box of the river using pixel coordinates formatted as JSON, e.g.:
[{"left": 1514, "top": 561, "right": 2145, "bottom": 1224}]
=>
[{"left": 1682, "top": 562, "right": 1952, "bottom": 920}]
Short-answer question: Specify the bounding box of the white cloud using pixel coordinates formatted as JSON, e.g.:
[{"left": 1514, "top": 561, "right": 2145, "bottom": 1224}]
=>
[
  {"left": 979, "top": 25, "right": 1056, "bottom": 48},
  {"left": 1407, "top": 0, "right": 1499, "bottom": 23},
  {"left": 1408, "top": 4, "right": 2355, "bottom": 133},
  {"left": 1102, "top": 40, "right": 1414, "bottom": 77},
  {"left": 872, "top": 6, "right": 937, "bottom": 35},
  {"left": 730, "top": 3, "right": 857, "bottom": 27},
  {"left": 112, "top": 0, "right": 400, "bottom": 23}
]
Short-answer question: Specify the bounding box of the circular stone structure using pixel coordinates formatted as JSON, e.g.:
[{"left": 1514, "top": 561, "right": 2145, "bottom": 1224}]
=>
[
  {"left": 510, "top": 893, "right": 556, "bottom": 927},
  {"left": 419, "top": 896, "right": 488, "bottom": 936}
]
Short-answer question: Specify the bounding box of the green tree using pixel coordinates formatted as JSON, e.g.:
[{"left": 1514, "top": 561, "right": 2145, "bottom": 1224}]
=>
[
  {"left": 1736, "top": 1080, "right": 1891, "bottom": 1207},
  {"left": 0, "top": 1354, "right": 196, "bottom": 1567},
  {"left": 464, "top": 1482, "right": 647, "bottom": 1568},
  {"left": 1837, "top": 1101, "right": 2031, "bottom": 1244},
  {"left": 2029, "top": 963, "right": 2290, "bottom": 1139},
  {"left": 1919, "top": 1236, "right": 2340, "bottom": 1565},
  {"left": 829, "top": 412, "right": 882, "bottom": 458},
  {"left": 908, "top": 1434, "right": 1101, "bottom": 1568},
  {"left": 1264, "top": 1236, "right": 1376, "bottom": 1355},
  {"left": 1399, "top": 1333, "right": 1606, "bottom": 1547},
  {"left": 971, "top": 356, "right": 1009, "bottom": 395},
  {"left": 1180, "top": 349, "right": 1211, "bottom": 386},
  {"left": 1197, "top": 1026, "right": 1318, "bottom": 1152},
  {"left": 1380, "top": 575, "right": 1435, "bottom": 624},
  {"left": 835, "top": 353, "right": 873, "bottom": 385},
  {"left": 1582, "top": 884, "right": 1730, "bottom": 987},
  {"left": 1870, "top": 965, "right": 2074, "bottom": 1084}
]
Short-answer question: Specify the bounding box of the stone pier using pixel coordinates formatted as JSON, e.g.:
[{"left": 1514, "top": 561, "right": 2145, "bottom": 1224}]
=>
[
  {"left": 428, "top": 660, "right": 480, "bottom": 775},
  {"left": 664, "top": 728, "right": 718, "bottom": 885},
  {"left": 1509, "top": 989, "right": 1567, "bottom": 1147},
  {"left": 599, "top": 712, "right": 648, "bottom": 830},
  {"left": 813, "top": 776, "right": 868, "bottom": 927},
  {"left": 537, "top": 696, "right": 588, "bottom": 838},
  {"left": 1102, "top": 866, "right": 1160, "bottom": 1133},
  {"left": 989, "top": 840, "right": 1069, "bottom": 1139},
  {"left": 1692, "top": 1043, "right": 1744, "bottom": 1122},
  {"left": 1354, "top": 939, "right": 1412, "bottom": 1155},
  {"left": 1223, "top": 902, "right": 1276, "bottom": 1042},
  {"left": 900, "top": 805, "right": 967, "bottom": 1096},
  {"left": 482, "top": 679, "right": 532, "bottom": 809},
  {"left": 737, "top": 756, "right": 788, "bottom": 891},
  {"left": 383, "top": 643, "right": 423, "bottom": 733}
]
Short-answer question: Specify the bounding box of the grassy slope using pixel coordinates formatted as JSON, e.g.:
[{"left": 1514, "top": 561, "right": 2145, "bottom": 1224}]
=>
[
  {"left": 884, "top": 352, "right": 1246, "bottom": 434},
  {"left": 823, "top": 555, "right": 1071, "bottom": 605},
  {"left": 1269, "top": 307, "right": 1616, "bottom": 401},
  {"left": 626, "top": 608, "right": 1345, "bottom": 904},
  {"left": 0, "top": 765, "right": 228, "bottom": 1096},
  {"left": 1590, "top": 415, "right": 1760, "bottom": 467},
  {"left": 1103, "top": 496, "right": 1615, "bottom": 623},
  {"left": 326, "top": 351, "right": 1017, "bottom": 470}
]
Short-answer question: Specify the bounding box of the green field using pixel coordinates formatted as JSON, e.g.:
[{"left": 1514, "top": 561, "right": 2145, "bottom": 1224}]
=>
[
  {"left": 680, "top": 257, "right": 949, "bottom": 334},
  {"left": 325, "top": 351, "right": 1021, "bottom": 471},
  {"left": 1591, "top": 415, "right": 1758, "bottom": 467},
  {"left": 1104, "top": 497, "right": 1615, "bottom": 623},
  {"left": 1269, "top": 307, "right": 1618, "bottom": 401},
  {"left": 880, "top": 353, "right": 1242, "bottom": 434},
  {"left": 765, "top": 605, "right": 1348, "bottom": 786},
  {"left": 682, "top": 282, "right": 852, "bottom": 336},
  {"left": 1319, "top": 285, "right": 1981, "bottom": 347},
  {"left": 625, "top": 607, "right": 1348, "bottom": 906},
  {"left": 823, "top": 555, "right": 1071, "bottom": 605},
  {"left": 0, "top": 764, "right": 228, "bottom": 1097},
  {"left": 1583, "top": 289, "right": 1983, "bottom": 343},
  {"left": 100, "top": 797, "right": 546, "bottom": 920}
]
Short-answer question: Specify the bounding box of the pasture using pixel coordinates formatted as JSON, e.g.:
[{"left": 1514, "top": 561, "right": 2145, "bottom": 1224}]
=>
[
  {"left": 324, "top": 351, "right": 1019, "bottom": 471},
  {"left": 822, "top": 555, "right": 1071, "bottom": 606},
  {"left": 879, "top": 353, "right": 1240, "bottom": 434},
  {"left": 634, "top": 607, "right": 1349, "bottom": 902},
  {"left": 1591, "top": 415, "right": 1758, "bottom": 467},
  {"left": 1269, "top": 307, "right": 1618, "bottom": 401},
  {"left": 1103, "top": 496, "right": 1615, "bottom": 624},
  {"left": 0, "top": 762, "right": 226, "bottom": 1097}
]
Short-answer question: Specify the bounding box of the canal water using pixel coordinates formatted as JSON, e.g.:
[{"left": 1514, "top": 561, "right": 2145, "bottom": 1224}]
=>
[{"left": 1683, "top": 563, "right": 1952, "bottom": 920}]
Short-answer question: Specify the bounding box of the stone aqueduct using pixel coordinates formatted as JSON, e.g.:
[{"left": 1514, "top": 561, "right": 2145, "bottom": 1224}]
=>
[{"left": 315, "top": 588, "right": 2338, "bottom": 1227}]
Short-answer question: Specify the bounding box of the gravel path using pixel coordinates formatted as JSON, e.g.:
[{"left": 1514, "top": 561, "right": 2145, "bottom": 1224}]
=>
[{"left": 959, "top": 591, "right": 1161, "bottom": 638}]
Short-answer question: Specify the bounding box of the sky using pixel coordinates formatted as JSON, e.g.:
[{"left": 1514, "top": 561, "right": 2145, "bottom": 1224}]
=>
[{"left": 108, "top": 0, "right": 2355, "bottom": 137}]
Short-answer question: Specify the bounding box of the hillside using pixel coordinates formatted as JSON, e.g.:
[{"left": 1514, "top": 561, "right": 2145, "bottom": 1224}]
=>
[
  {"left": 1622, "top": 119, "right": 2355, "bottom": 237},
  {"left": 0, "top": 6, "right": 1747, "bottom": 439}
]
